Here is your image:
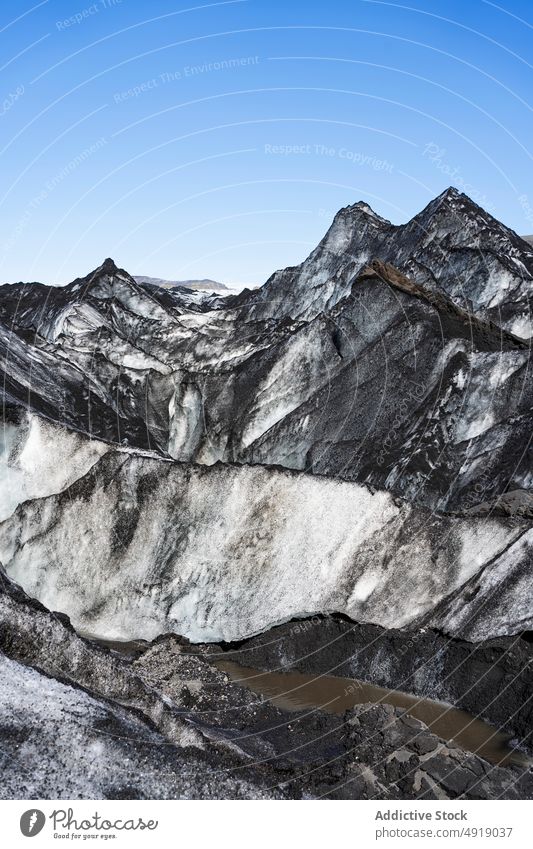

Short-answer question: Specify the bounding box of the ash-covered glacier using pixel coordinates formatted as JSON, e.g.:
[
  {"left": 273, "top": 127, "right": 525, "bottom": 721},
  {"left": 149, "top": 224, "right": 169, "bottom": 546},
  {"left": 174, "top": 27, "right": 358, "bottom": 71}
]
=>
[
  {"left": 1, "top": 187, "right": 532, "bottom": 800},
  {"left": 0, "top": 440, "right": 529, "bottom": 643},
  {"left": 1, "top": 209, "right": 531, "bottom": 512},
  {"left": 0, "top": 188, "right": 531, "bottom": 647}
]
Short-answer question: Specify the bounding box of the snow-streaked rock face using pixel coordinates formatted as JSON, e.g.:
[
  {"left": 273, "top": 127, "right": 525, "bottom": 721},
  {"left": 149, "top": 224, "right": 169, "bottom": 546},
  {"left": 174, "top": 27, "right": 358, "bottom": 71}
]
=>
[
  {"left": 230, "top": 266, "right": 531, "bottom": 511},
  {"left": 0, "top": 451, "right": 528, "bottom": 643},
  {"left": 233, "top": 188, "right": 533, "bottom": 337}
]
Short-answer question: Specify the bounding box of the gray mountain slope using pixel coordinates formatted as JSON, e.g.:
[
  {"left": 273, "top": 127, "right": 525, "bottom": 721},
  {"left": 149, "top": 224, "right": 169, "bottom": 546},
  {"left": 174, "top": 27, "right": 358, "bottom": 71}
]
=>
[{"left": 1, "top": 189, "right": 533, "bottom": 801}]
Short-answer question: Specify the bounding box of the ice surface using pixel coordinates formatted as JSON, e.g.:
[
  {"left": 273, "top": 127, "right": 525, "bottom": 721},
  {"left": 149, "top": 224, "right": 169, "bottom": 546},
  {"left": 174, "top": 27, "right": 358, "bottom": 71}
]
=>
[
  {"left": 0, "top": 452, "right": 526, "bottom": 643},
  {"left": 0, "top": 414, "right": 109, "bottom": 521}
]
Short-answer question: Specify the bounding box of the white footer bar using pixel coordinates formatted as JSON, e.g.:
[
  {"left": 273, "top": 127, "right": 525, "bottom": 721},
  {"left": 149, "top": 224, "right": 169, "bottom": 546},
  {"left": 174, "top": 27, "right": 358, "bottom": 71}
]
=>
[{"left": 1, "top": 799, "right": 530, "bottom": 848}]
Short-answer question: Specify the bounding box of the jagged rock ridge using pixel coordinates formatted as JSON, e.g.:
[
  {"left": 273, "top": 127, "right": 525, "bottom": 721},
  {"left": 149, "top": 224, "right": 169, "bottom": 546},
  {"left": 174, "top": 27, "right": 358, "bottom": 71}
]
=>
[{"left": 231, "top": 187, "right": 533, "bottom": 338}]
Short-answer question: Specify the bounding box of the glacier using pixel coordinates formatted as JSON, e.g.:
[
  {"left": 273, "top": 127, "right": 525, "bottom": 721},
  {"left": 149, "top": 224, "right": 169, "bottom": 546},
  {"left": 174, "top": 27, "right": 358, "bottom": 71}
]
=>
[
  {"left": 1, "top": 187, "right": 532, "bottom": 800},
  {"left": 0, "top": 432, "right": 528, "bottom": 643}
]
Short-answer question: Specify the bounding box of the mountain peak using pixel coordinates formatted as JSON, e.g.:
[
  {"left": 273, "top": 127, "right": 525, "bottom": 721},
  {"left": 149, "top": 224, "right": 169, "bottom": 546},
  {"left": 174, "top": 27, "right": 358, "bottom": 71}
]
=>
[
  {"left": 436, "top": 186, "right": 463, "bottom": 202},
  {"left": 335, "top": 200, "right": 390, "bottom": 225},
  {"left": 415, "top": 186, "right": 471, "bottom": 219},
  {"left": 99, "top": 257, "right": 119, "bottom": 274},
  {"left": 66, "top": 257, "right": 135, "bottom": 298}
]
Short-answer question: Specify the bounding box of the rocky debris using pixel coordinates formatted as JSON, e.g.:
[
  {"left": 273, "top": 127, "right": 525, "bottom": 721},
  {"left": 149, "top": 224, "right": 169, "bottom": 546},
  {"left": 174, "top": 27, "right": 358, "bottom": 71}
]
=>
[
  {"left": 134, "top": 636, "right": 351, "bottom": 767},
  {"left": 6, "top": 642, "right": 530, "bottom": 800},
  {"left": 132, "top": 638, "right": 533, "bottom": 800},
  {"left": 0, "top": 653, "right": 284, "bottom": 800},
  {"left": 211, "top": 615, "right": 533, "bottom": 742},
  {"left": 336, "top": 705, "right": 531, "bottom": 801},
  {"left": 0, "top": 568, "right": 321, "bottom": 797},
  {"left": 0, "top": 566, "right": 203, "bottom": 749}
]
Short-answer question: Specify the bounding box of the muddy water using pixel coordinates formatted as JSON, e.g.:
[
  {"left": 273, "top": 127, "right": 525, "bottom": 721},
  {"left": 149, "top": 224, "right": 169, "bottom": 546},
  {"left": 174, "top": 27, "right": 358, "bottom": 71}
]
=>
[
  {"left": 80, "top": 634, "right": 150, "bottom": 659},
  {"left": 217, "top": 660, "right": 530, "bottom": 767}
]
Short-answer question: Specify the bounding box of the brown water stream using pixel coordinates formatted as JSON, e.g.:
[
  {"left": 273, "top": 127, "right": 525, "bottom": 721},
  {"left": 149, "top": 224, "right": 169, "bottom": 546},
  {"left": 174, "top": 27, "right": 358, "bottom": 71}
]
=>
[
  {"left": 83, "top": 632, "right": 529, "bottom": 768},
  {"left": 217, "top": 660, "right": 530, "bottom": 768}
]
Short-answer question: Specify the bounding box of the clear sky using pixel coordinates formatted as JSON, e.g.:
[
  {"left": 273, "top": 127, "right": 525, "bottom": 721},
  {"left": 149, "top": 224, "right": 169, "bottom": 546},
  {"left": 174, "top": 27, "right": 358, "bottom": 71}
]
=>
[{"left": 1, "top": 0, "right": 532, "bottom": 286}]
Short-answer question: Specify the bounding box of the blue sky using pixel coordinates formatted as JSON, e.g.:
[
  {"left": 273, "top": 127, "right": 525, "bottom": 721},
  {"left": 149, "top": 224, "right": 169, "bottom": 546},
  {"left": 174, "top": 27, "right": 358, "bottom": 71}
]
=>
[{"left": 1, "top": 0, "right": 532, "bottom": 286}]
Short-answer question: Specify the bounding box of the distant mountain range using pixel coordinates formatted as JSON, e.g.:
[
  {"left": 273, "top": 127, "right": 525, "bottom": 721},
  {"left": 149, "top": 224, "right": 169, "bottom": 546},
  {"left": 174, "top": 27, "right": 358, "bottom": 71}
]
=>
[{"left": 134, "top": 275, "right": 230, "bottom": 292}]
